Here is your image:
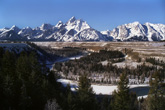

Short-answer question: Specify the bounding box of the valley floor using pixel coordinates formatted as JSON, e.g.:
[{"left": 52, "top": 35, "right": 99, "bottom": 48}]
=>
[{"left": 34, "top": 41, "right": 165, "bottom": 60}]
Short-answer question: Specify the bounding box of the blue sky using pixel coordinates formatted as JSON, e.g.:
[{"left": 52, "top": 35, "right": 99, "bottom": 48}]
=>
[{"left": 0, "top": 0, "right": 164, "bottom": 31}]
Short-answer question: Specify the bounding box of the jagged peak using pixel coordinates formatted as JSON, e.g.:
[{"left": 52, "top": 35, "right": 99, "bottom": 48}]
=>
[
  {"left": 55, "top": 21, "right": 64, "bottom": 28},
  {"left": 70, "top": 16, "right": 76, "bottom": 21},
  {"left": 23, "top": 26, "right": 32, "bottom": 30},
  {"left": 145, "top": 22, "right": 152, "bottom": 24},
  {"left": 26, "top": 26, "right": 31, "bottom": 29},
  {"left": 65, "top": 17, "right": 91, "bottom": 32},
  {"left": 66, "top": 16, "right": 76, "bottom": 24},
  {"left": 40, "top": 23, "right": 53, "bottom": 30},
  {"left": 41, "top": 23, "right": 52, "bottom": 27},
  {"left": 132, "top": 21, "right": 140, "bottom": 24},
  {"left": 57, "top": 21, "right": 63, "bottom": 24},
  {"left": 10, "top": 25, "right": 20, "bottom": 29},
  {"left": 9, "top": 25, "right": 20, "bottom": 33},
  {"left": 126, "top": 21, "right": 141, "bottom": 27}
]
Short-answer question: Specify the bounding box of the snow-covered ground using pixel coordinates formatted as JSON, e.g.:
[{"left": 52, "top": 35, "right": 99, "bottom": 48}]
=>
[
  {"left": 101, "top": 60, "right": 109, "bottom": 65},
  {"left": 57, "top": 79, "right": 149, "bottom": 98},
  {"left": 100, "top": 55, "right": 142, "bottom": 69},
  {"left": 113, "top": 61, "right": 141, "bottom": 68}
]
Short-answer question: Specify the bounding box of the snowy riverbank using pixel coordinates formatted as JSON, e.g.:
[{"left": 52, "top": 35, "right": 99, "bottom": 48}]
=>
[{"left": 57, "top": 79, "right": 149, "bottom": 98}]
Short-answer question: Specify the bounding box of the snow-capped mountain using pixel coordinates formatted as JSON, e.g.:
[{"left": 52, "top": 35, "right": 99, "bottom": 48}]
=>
[
  {"left": 102, "top": 22, "right": 165, "bottom": 41},
  {"left": 0, "top": 16, "right": 111, "bottom": 41},
  {"left": 0, "top": 26, "right": 22, "bottom": 40},
  {"left": 0, "top": 17, "right": 164, "bottom": 41},
  {"left": 65, "top": 16, "right": 91, "bottom": 32}
]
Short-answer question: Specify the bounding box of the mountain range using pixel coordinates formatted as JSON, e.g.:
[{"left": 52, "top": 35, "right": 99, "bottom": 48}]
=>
[{"left": 0, "top": 16, "right": 164, "bottom": 41}]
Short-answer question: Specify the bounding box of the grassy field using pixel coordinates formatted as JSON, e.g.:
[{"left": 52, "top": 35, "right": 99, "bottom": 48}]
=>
[{"left": 34, "top": 42, "right": 165, "bottom": 61}]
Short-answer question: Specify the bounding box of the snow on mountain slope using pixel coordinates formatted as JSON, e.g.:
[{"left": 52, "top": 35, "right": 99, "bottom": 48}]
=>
[
  {"left": 40, "top": 16, "right": 110, "bottom": 41},
  {"left": 101, "top": 30, "right": 111, "bottom": 36},
  {"left": 13, "top": 16, "right": 108, "bottom": 41},
  {"left": 65, "top": 16, "right": 91, "bottom": 32},
  {"left": 144, "top": 22, "right": 165, "bottom": 41},
  {"left": 18, "top": 27, "right": 33, "bottom": 39},
  {"left": 0, "top": 30, "right": 22, "bottom": 40},
  {"left": 10, "top": 25, "right": 21, "bottom": 33},
  {"left": 0, "top": 17, "right": 164, "bottom": 41},
  {"left": 102, "top": 22, "right": 165, "bottom": 41},
  {"left": 75, "top": 28, "right": 112, "bottom": 41},
  {"left": 40, "top": 23, "right": 53, "bottom": 30},
  {"left": 55, "top": 21, "right": 64, "bottom": 29},
  {"left": 0, "top": 25, "right": 21, "bottom": 39}
]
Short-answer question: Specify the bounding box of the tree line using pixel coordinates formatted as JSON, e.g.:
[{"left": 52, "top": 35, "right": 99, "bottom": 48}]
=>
[
  {"left": 0, "top": 46, "right": 164, "bottom": 110},
  {"left": 53, "top": 50, "right": 165, "bottom": 84},
  {"left": 0, "top": 47, "right": 64, "bottom": 109}
]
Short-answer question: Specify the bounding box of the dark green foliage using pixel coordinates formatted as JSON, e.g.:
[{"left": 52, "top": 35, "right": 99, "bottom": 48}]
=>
[
  {"left": 146, "top": 72, "right": 165, "bottom": 110},
  {"left": 53, "top": 50, "right": 127, "bottom": 84},
  {"left": 54, "top": 62, "right": 62, "bottom": 71},
  {"left": 0, "top": 45, "right": 164, "bottom": 110},
  {"left": 27, "top": 42, "right": 57, "bottom": 61},
  {"left": 112, "top": 73, "right": 130, "bottom": 110},
  {"left": 100, "top": 96, "right": 111, "bottom": 110},
  {"left": 80, "top": 50, "right": 125, "bottom": 64},
  {"left": 1, "top": 50, "right": 16, "bottom": 76},
  {"left": 129, "top": 92, "right": 138, "bottom": 110},
  {"left": 146, "top": 57, "right": 165, "bottom": 67},
  {"left": 111, "top": 73, "right": 138, "bottom": 110},
  {"left": 54, "top": 49, "right": 165, "bottom": 84},
  {"left": 76, "top": 74, "right": 98, "bottom": 110},
  {"left": 0, "top": 50, "right": 62, "bottom": 110}
]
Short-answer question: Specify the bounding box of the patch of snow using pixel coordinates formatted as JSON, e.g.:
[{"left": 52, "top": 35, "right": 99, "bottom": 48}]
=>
[
  {"left": 57, "top": 79, "right": 149, "bottom": 97},
  {"left": 138, "top": 95, "right": 148, "bottom": 99},
  {"left": 113, "top": 61, "right": 141, "bottom": 68},
  {"left": 57, "top": 79, "right": 78, "bottom": 91},
  {"left": 92, "top": 85, "right": 117, "bottom": 94},
  {"left": 101, "top": 60, "right": 109, "bottom": 66}
]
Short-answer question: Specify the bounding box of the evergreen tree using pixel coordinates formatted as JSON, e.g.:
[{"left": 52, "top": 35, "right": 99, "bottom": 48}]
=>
[
  {"left": 146, "top": 71, "right": 165, "bottom": 110},
  {"left": 112, "top": 72, "right": 137, "bottom": 110},
  {"left": 76, "top": 74, "right": 98, "bottom": 110},
  {"left": 1, "top": 50, "right": 16, "bottom": 77},
  {"left": 16, "top": 52, "right": 47, "bottom": 109},
  {"left": 1, "top": 50, "right": 17, "bottom": 109},
  {"left": 100, "top": 96, "right": 110, "bottom": 110},
  {"left": 0, "top": 50, "right": 63, "bottom": 110},
  {"left": 129, "top": 92, "right": 138, "bottom": 110},
  {"left": 0, "top": 47, "right": 4, "bottom": 67},
  {"left": 0, "top": 47, "right": 4, "bottom": 108},
  {"left": 65, "top": 84, "right": 76, "bottom": 110}
]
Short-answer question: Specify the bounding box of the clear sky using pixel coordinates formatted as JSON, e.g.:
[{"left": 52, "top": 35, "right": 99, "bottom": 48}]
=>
[{"left": 0, "top": 0, "right": 164, "bottom": 31}]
